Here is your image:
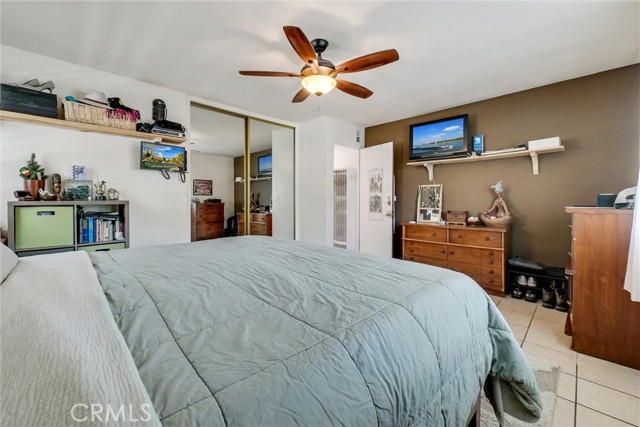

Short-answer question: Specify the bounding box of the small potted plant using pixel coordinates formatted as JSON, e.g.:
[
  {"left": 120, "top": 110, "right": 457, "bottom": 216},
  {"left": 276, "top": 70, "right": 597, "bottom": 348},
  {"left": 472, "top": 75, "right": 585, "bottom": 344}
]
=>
[{"left": 19, "top": 153, "right": 49, "bottom": 200}]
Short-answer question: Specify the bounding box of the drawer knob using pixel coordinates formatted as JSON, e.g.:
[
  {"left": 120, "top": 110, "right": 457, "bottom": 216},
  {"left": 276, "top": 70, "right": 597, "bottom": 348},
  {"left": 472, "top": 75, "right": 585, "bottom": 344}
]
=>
[
  {"left": 431, "top": 232, "right": 437, "bottom": 237},
  {"left": 484, "top": 236, "right": 490, "bottom": 241},
  {"left": 488, "top": 269, "right": 494, "bottom": 274},
  {"left": 448, "top": 251, "right": 454, "bottom": 255},
  {"left": 410, "top": 230, "right": 415, "bottom": 234},
  {"left": 488, "top": 260, "right": 494, "bottom": 265},
  {"left": 457, "top": 234, "right": 462, "bottom": 239},
  {"left": 440, "top": 250, "right": 446, "bottom": 254},
  {"left": 409, "top": 249, "right": 414, "bottom": 253},
  {"left": 488, "top": 279, "right": 494, "bottom": 284},
  {"left": 488, "top": 251, "right": 494, "bottom": 256}
]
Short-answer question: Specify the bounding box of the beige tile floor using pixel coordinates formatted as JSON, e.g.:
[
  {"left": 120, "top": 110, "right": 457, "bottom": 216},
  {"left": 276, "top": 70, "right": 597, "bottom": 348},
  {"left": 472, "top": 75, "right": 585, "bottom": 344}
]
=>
[{"left": 489, "top": 294, "right": 640, "bottom": 427}]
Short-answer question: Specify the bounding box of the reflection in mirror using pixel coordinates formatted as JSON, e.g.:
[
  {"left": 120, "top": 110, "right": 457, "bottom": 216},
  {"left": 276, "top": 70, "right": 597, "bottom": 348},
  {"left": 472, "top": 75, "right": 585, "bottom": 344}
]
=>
[
  {"left": 248, "top": 119, "right": 294, "bottom": 239},
  {"left": 189, "top": 104, "right": 245, "bottom": 240}
]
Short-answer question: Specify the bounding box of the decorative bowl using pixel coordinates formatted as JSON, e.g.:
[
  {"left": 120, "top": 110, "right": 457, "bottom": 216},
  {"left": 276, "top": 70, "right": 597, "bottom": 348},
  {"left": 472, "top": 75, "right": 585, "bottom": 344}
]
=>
[{"left": 479, "top": 213, "right": 513, "bottom": 227}]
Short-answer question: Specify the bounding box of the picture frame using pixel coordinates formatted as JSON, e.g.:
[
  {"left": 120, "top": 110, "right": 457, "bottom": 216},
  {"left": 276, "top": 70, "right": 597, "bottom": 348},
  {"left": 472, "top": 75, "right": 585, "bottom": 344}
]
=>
[
  {"left": 416, "top": 184, "right": 443, "bottom": 223},
  {"left": 63, "top": 179, "right": 93, "bottom": 201},
  {"left": 193, "top": 179, "right": 213, "bottom": 196},
  {"left": 472, "top": 134, "right": 484, "bottom": 154}
]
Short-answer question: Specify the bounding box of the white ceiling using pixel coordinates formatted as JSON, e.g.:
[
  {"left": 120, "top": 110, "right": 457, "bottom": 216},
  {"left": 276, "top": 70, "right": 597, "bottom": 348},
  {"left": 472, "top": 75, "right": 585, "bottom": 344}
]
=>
[{"left": 0, "top": 1, "right": 638, "bottom": 128}]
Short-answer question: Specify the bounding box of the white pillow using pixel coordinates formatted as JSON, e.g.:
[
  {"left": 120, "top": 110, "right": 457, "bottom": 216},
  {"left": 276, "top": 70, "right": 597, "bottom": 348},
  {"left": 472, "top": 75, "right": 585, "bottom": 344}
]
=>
[{"left": 1, "top": 244, "right": 19, "bottom": 283}]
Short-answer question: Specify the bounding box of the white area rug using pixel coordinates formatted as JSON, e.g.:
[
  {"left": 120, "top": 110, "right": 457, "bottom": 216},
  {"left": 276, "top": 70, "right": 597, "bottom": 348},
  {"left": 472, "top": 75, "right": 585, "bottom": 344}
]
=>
[{"left": 481, "top": 359, "right": 560, "bottom": 427}]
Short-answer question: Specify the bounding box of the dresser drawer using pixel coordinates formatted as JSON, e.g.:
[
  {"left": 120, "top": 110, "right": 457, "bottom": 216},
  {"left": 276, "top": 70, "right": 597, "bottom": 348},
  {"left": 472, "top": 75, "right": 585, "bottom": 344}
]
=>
[
  {"left": 196, "top": 222, "right": 223, "bottom": 240},
  {"left": 482, "top": 266, "right": 503, "bottom": 286},
  {"left": 404, "top": 240, "right": 447, "bottom": 260},
  {"left": 449, "top": 229, "right": 502, "bottom": 248},
  {"left": 404, "top": 254, "right": 448, "bottom": 268},
  {"left": 481, "top": 249, "right": 503, "bottom": 268},
  {"left": 250, "top": 223, "right": 267, "bottom": 235},
  {"left": 448, "top": 261, "right": 482, "bottom": 283},
  {"left": 404, "top": 225, "right": 447, "bottom": 242},
  {"left": 14, "top": 206, "right": 74, "bottom": 250},
  {"left": 251, "top": 213, "right": 268, "bottom": 223},
  {"left": 447, "top": 245, "right": 482, "bottom": 264}
]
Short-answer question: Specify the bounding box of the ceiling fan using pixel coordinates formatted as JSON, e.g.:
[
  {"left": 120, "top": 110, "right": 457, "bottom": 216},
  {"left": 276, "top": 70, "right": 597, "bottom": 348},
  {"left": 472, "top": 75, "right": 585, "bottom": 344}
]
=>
[{"left": 239, "top": 26, "right": 399, "bottom": 103}]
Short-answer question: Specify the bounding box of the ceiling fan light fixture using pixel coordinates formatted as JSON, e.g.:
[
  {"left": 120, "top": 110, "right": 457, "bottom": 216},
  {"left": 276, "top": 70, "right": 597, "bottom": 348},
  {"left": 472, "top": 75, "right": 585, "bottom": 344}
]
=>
[{"left": 301, "top": 74, "right": 336, "bottom": 96}]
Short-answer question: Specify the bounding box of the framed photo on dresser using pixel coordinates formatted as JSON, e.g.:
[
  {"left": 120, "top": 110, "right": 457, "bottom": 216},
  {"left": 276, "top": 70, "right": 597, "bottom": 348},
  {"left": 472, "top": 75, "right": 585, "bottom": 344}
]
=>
[{"left": 417, "top": 184, "right": 442, "bottom": 223}]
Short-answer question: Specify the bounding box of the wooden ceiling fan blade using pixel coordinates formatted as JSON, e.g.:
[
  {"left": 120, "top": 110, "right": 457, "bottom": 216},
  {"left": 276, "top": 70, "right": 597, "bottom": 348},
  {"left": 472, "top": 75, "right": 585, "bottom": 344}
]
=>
[
  {"left": 336, "top": 49, "right": 399, "bottom": 74},
  {"left": 239, "top": 71, "right": 301, "bottom": 77},
  {"left": 283, "top": 26, "right": 317, "bottom": 64},
  {"left": 335, "top": 80, "right": 373, "bottom": 99},
  {"left": 292, "top": 87, "right": 311, "bottom": 103}
]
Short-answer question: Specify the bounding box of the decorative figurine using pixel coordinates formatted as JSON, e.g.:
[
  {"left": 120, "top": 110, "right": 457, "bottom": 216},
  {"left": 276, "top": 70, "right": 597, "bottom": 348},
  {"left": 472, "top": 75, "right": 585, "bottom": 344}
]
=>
[
  {"left": 94, "top": 177, "right": 107, "bottom": 201},
  {"left": 480, "top": 181, "right": 513, "bottom": 227},
  {"left": 52, "top": 173, "right": 62, "bottom": 201}
]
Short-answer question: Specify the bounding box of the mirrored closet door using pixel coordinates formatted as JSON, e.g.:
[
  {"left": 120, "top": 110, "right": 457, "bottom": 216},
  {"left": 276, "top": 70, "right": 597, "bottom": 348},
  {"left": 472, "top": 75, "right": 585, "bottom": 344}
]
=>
[{"left": 189, "top": 103, "right": 294, "bottom": 240}]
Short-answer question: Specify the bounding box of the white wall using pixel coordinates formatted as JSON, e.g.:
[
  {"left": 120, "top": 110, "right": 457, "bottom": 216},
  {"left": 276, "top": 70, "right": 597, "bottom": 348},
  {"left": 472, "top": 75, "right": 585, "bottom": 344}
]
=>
[
  {"left": 297, "top": 116, "right": 364, "bottom": 246},
  {"left": 190, "top": 152, "right": 234, "bottom": 222}
]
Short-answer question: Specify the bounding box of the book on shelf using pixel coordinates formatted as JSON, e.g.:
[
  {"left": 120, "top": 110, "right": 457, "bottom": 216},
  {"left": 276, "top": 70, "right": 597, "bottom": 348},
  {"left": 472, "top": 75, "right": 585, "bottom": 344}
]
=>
[{"left": 78, "top": 213, "right": 124, "bottom": 244}]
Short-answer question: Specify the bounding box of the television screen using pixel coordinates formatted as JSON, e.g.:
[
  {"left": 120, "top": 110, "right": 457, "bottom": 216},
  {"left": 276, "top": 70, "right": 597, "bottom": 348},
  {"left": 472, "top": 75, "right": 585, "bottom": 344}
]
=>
[
  {"left": 258, "top": 154, "right": 272, "bottom": 177},
  {"left": 140, "top": 141, "right": 187, "bottom": 172},
  {"left": 409, "top": 114, "right": 469, "bottom": 161}
]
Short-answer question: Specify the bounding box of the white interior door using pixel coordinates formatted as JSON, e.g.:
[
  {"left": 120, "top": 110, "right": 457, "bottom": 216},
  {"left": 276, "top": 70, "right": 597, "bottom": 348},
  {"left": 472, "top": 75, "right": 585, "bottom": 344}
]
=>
[{"left": 359, "top": 142, "right": 394, "bottom": 257}]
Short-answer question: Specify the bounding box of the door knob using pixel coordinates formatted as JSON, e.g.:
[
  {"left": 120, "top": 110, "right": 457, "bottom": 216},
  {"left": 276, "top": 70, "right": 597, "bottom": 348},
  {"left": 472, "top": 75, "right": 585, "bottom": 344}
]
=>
[{"left": 385, "top": 211, "right": 392, "bottom": 218}]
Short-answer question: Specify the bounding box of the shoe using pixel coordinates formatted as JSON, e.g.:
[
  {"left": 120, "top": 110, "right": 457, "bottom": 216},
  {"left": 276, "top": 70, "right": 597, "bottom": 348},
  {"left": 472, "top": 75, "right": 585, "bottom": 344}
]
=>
[
  {"left": 511, "top": 287, "right": 524, "bottom": 299},
  {"left": 524, "top": 289, "right": 539, "bottom": 302},
  {"left": 516, "top": 275, "right": 527, "bottom": 286},
  {"left": 542, "top": 281, "right": 557, "bottom": 308},
  {"left": 555, "top": 282, "right": 570, "bottom": 312},
  {"left": 527, "top": 276, "right": 537, "bottom": 287}
]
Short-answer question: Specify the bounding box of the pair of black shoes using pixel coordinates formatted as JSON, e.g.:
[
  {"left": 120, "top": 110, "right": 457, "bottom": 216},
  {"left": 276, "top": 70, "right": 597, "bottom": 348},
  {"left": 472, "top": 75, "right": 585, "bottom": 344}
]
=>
[
  {"left": 542, "top": 280, "right": 569, "bottom": 312},
  {"left": 511, "top": 287, "right": 539, "bottom": 302}
]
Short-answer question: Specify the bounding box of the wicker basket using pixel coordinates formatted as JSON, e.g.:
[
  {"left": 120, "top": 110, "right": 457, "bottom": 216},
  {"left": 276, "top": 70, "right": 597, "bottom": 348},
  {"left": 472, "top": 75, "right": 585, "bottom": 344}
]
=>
[{"left": 62, "top": 100, "right": 136, "bottom": 130}]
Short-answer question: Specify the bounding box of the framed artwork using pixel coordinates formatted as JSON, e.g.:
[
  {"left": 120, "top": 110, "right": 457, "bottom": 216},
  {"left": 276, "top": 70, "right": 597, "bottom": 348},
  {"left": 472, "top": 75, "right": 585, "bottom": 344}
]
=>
[
  {"left": 64, "top": 179, "right": 93, "bottom": 201},
  {"left": 193, "top": 179, "right": 213, "bottom": 196},
  {"left": 368, "top": 169, "right": 383, "bottom": 221},
  {"left": 416, "top": 184, "right": 443, "bottom": 223}
]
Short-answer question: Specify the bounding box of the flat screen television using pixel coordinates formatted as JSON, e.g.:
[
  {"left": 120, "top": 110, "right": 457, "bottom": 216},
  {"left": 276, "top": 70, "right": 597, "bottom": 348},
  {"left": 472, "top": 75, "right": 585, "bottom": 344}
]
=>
[
  {"left": 409, "top": 114, "right": 470, "bottom": 161},
  {"left": 257, "top": 154, "right": 272, "bottom": 177},
  {"left": 140, "top": 141, "right": 187, "bottom": 172}
]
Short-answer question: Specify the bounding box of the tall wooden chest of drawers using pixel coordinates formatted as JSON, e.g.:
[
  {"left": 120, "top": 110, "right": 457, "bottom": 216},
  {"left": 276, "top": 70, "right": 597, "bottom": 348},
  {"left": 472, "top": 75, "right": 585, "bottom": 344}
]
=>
[
  {"left": 191, "top": 202, "right": 225, "bottom": 241},
  {"left": 566, "top": 207, "right": 639, "bottom": 369},
  {"left": 402, "top": 222, "right": 510, "bottom": 295},
  {"left": 237, "top": 212, "right": 272, "bottom": 236}
]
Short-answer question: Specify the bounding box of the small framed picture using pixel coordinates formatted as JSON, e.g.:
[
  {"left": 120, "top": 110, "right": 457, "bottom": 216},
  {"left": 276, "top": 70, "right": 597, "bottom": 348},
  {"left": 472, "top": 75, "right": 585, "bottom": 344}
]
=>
[
  {"left": 472, "top": 135, "right": 484, "bottom": 154},
  {"left": 417, "top": 184, "right": 443, "bottom": 223},
  {"left": 193, "top": 179, "right": 212, "bottom": 196},
  {"left": 64, "top": 179, "right": 93, "bottom": 200}
]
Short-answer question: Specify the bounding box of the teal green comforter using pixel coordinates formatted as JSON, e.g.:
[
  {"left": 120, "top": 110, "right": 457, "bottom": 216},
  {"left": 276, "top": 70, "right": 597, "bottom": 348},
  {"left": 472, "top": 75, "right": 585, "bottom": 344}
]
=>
[{"left": 92, "top": 236, "right": 541, "bottom": 426}]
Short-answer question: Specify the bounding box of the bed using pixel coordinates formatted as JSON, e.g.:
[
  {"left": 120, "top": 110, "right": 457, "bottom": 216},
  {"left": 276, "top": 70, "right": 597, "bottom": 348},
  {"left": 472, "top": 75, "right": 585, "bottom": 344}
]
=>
[{"left": 1, "top": 236, "right": 541, "bottom": 426}]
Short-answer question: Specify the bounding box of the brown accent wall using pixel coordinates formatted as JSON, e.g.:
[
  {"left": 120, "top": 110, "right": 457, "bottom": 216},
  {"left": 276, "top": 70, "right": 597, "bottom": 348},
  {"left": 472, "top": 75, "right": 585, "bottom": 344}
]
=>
[{"left": 365, "top": 65, "right": 639, "bottom": 266}]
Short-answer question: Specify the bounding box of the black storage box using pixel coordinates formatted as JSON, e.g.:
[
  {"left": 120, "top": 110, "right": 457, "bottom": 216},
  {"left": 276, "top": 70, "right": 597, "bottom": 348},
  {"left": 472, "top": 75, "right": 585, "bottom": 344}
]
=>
[{"left": 0, "top": 84, "right": 58, "bottom": 118}]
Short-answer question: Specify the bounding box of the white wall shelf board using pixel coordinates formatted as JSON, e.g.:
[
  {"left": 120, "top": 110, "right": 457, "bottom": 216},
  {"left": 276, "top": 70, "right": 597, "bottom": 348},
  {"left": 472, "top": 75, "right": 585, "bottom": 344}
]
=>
[{"left": 407, "top": 146, "right": 565, "bottom": 181}]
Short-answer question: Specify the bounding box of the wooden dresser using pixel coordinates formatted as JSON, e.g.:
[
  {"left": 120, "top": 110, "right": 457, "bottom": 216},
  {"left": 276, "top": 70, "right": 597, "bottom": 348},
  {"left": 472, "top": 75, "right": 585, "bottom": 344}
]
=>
[
  {"left": 402, "top": 222, "right": 510, "bottom": 295},
  {"left": 237, "top": 212, "right": 272, "bottom": 236},
  {"left": 191, "top": 202, "right": 224, "bottom": 241},
  {"left": 566, "top": 207, "right": 639, "bottom": 369}
]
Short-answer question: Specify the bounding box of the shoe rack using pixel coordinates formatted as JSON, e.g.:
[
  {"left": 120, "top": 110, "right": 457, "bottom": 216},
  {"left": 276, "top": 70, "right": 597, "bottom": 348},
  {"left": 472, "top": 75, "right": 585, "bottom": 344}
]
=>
[{"left": 507, "top": 265, "right": 567, "bottom": 307}]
